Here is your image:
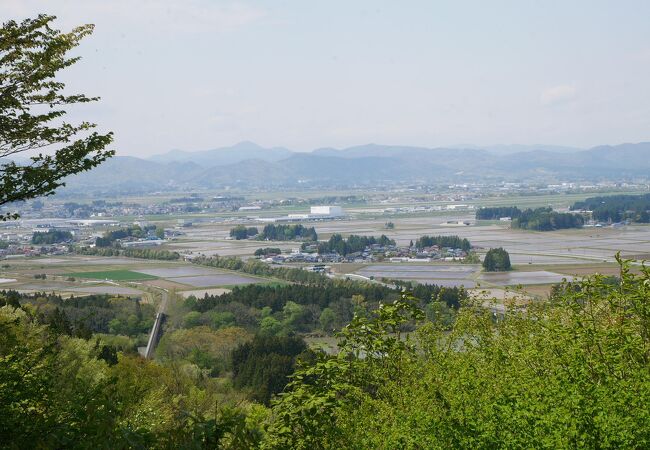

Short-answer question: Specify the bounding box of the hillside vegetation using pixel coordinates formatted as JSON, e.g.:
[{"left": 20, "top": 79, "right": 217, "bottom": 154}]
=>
[{"left": 2, "top": 258, "right": 649, "bottom": 447}]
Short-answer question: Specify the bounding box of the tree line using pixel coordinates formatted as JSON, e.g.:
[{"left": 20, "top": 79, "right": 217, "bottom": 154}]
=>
[
  {"left": 76, "top": 246, "right": 180, "bottom": 260},
  {"left": 192, "top": 255, "right": 329, "bottom": 284}
]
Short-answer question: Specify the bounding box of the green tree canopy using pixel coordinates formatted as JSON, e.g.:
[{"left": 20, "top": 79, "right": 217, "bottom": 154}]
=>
[{"left": 1, "top": 15, "right": 113, "bottom": 220}]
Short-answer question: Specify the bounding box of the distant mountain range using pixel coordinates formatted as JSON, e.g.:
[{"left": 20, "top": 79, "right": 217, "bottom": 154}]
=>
[
  {"left": 148, "top": 141, "right": 293, "bottom": 166},
  {"left": 59, "top": 141, "right": 650, "bottom": 193}
]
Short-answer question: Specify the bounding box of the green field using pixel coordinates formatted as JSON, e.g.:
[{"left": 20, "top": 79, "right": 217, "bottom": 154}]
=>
[{"left": 66, "top": 270, "right": 157, "bottom": 281}]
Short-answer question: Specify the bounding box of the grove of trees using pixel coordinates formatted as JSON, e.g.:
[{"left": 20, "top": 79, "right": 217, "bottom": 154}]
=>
[
  {"left": 259, "top": 224, "right": 317, "bottom": 241},
  {"left": 31, "top": 229, "right": 73, "bottom": 244},
  {"left": 229, "top": 225, "right": 259, "bottom": 240},
  {"left": 317, "top": 233, "right": 395, "bottom": 256},
  {"left": 482, "top": 247, "right": 512, "bottom": 271},
  {"left": 183, "top": 280, "right": 466, "bottom": 337},
  {"left": 478, "top": 206, "right": 584, "bottom": 231},
  {"left": 415, "top": 235, "right": 471, "bottom": 251},
  {"left": 512, "top": 207, "right": 584, "bottom": 231},
  {"left": 572, "top": 193, "right": 650, "bottom": 223},
  {"left": 476, "top": 206, "right": 521, "bottom": 220}
]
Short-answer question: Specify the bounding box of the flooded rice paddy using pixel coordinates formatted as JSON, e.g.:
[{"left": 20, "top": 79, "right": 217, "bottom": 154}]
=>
[
  {"left": 356, "top": 264, "right": 479, "bottom": 288},
  {"left": 134, "top": 266, "right": 217, "bottom": 277},
  {"left": 168, "top": 274, "right": 260, "bottom": 287},
  {"left": 478, "top": 271, "right": 574, "bottom": 286}
]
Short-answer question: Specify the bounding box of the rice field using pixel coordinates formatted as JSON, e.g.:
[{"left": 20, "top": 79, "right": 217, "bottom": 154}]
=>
[
  {"left": 134, "top": 266, "right": 216, "bottom": 277},
  {"left": 355, "top": 264, "right": 479, "bottom": 288},
  {"left": 478, "top": 271, "right": 574, "bottom": 286},
  {"left": 168, "top": 274, "right": 260, "bottom": 287}
]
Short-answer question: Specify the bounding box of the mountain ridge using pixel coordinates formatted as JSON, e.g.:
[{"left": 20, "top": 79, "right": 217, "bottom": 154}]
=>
[{"left": 60, "top": 141, "right": 650, "bottom": 192}]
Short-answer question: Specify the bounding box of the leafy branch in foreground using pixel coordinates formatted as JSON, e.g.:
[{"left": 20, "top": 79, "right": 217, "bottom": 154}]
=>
[
  {"left": 265, "top": 293, "right": 425, "bottom": 449},
  {"left": 0, "top": 15, "right": 113, "bottom": 220}
]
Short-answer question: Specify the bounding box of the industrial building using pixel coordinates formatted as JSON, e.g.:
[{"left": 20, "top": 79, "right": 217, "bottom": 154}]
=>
[{"left": 310, "top": 206, "right": 344, "bottom": 217}]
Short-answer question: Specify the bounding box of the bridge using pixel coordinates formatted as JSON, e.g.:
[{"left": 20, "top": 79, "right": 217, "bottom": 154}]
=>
[{"left": 143, "top": 289, "right": 169, "bottom": 359}]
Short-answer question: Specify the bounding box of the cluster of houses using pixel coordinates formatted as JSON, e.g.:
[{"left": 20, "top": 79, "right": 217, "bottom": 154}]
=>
[
  {"left": 258, "top": 243, "right": 469, "bottom": 265},
  {"left": 387, "top": 245, "right": 467, "bottom": 262},
  {"left": 0, "top": 243, "right": 69, "bottom": 259}
]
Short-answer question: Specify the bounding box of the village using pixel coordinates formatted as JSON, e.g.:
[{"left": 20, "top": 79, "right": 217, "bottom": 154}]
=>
[{"left": 258, "top": 241, "right": 470, "bottom": 265}]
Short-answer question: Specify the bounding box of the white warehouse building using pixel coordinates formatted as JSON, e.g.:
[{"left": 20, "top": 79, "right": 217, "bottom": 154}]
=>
[{"left": 310, "top": 206, "right": 344, "bottom": 217}]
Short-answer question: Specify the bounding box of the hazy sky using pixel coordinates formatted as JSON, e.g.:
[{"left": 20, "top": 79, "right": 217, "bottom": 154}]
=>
[{"left": 3, "top": 1, "right": 650, "bottom": 156}]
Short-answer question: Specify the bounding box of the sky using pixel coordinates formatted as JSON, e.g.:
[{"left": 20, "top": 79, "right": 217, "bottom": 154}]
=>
[{"left": 2, "top": 0, "right": 650, "bottom": 156}]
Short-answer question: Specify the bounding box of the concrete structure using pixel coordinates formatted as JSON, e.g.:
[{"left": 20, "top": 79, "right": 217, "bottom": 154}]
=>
[
  {"left": 121, "top": 239, "right": 165, "bottom": 248},
  {"left": 311, "top": 205, "right": 344, "bottom": 217},
  {"left": 257, "top": 205, "right": 345, "bottom": 223}
]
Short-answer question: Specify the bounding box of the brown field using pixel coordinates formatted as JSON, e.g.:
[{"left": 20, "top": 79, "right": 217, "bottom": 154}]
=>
[{"left": 520, "top": 285, "right": 553, "bottom": 298}]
